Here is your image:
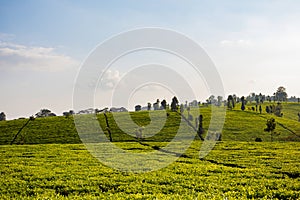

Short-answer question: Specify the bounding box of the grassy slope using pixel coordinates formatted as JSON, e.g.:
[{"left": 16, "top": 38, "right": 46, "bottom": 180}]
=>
[
  {"left": 0, "top": 103, "right": 299, "bottom": 144},
  {"left": 0, "top": 103, "right": 299, "bottom": 199}
]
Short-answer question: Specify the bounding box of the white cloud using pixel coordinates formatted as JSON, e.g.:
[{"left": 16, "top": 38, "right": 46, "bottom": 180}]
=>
[
  {"left": 220, "top": 39, "right": 253, "bottom": 47},
  {"left": 99, "top": 69, "right": 121, "bottom": 89},
  {"left": 0, "top": 41, "right": 79, "bottom": 72}
]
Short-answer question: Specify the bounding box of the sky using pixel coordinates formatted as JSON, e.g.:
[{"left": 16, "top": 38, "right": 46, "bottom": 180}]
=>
[{"left": 1, "top": 0, "right": 300, "bottom": 119}]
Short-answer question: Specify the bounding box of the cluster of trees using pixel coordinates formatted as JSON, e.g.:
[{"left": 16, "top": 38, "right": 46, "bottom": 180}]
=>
[
  {"left": 266, "top": 103, "right": 283, "bottom": 117},
  {"left": 1, "top": 86, "right": 298, "bottom": 121},
  {"left": 35, "top": 109, "right": 56, "bottom": 118},
  {"left": 135, "top": 97, "right": 180, "bottom": 112},
  {"left": 0, "top": 112, "right": 6, "bottom": 121}
]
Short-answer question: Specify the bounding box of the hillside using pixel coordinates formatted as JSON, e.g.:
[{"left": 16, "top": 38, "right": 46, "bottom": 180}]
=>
[
  {"left": 1, "top": 103, "right": 300, "bottom": 199},
  {"left": 0, "top": 102, "right": 299, "bottom": 145}
]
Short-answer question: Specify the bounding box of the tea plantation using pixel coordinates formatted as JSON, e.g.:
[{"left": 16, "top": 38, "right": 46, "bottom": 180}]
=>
[{"left": 0, "top": 103, "right": 299, "bottom": 199}]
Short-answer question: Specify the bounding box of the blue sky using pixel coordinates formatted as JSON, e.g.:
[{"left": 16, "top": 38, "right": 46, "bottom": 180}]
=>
[{"left": 1, "top": 0, "right": 300, "bottom": 119}]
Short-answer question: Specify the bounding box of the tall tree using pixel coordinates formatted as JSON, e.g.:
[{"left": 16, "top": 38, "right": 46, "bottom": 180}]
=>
[
  {"left": 275, "top": 86, "right": 288, "bottom": 102},
  {"left": 241, "top": 96, "right": 246, "bottom": 111},
  {"left": 217, "top": 96, "right": 223, "bottom": 106},
  {"left": 0, "top": 112, "right": 6, "bottom": 121},
  {"left": 171, "top": 96, "right": 179, "bottom": 111},
  {"left": 161, "top": 99, "right": 167, "bottom": 110},
  {"left": 264, "top": 118, "right": 279, "bottom": 142},
  {"left": 227, "top": 95, "right": 235, "bottom": 109},
  {"left": 208, "top": 95, "right": 215, "bottom": 104},
  {"left": 147, "top": 102, "right": 151, "bottom": 111},
  {"left": 153, "top": 99, "right": 160, "bottom": 110}
]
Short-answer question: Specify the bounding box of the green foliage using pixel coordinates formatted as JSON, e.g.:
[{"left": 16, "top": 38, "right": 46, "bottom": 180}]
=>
[
  {"left": 264, "top": 118, "right": 276, "bottom": 132},
  {"left": 0, "top": 142, "right": 299, "bottom": 199},
  {"left": 0, "top": 103, "right": 300, "bottom": 198},
  {"left": 264, "top": 118, "right": 280, "bottom": 142}
]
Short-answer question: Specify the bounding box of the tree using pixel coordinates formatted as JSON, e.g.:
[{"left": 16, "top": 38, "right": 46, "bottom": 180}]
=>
[
  {"left": 275, "top": 86, "right": 288, "bottom": 102},
  {"left": 161, "top": 99, "right": 167, "bottom": 110},
  {"left": 255, "top": 95, "right": 259, "bottom": 105},
  {"left": 217, "top": 96, "right": 223, "bottom": 106},
  {"left": 264, "top": 118, "right": 279, "bottom": 141},
  {"left": 171, "top": 96, "right": 179, "bottom": 112},
  {"left": 180, "top": 104, "right": 184, "bottom": 113},
  {"left": 147, "top": 102, "right": 151, "bottom": 111},
  {"left": 250, "top": 92, "right": 256, "bottom": 102},
  {"left": 207, "top": 95, "right": 216, "bottom": 105},
  {"left": 153, "top": 99, "right": 160, "bottom": 110},
  {"left": 135, "top": 105, "right": 141, "bottom": 111},
  {"left": 197, "top": 115, "right": 204, "bottom": 139},
  {"left": 266, "top": 106, "right": 270, "bottom": 114},
  {"left": 63, "top": 110, "right": 75, "bottom": 117},
  {"left": 259, "top": 105, "right": 262, "bottom": 114},
  {"left": 240, "top": 96, "right": 246, "bottom": 111},
  {"left": 35, "top": 109, "right": 56, "bottom": 118},
  {"left": 232, "top": 94, "right": 237, "bottom": 104},
  {"left": 227, "top": 95, "right": 235, "bottom": 109},
  {"left": 274, "top": 102, "right": 283, "bottom": 117},
  {"left": 0, "top": 112, "right": 6, "bottom": 121}
]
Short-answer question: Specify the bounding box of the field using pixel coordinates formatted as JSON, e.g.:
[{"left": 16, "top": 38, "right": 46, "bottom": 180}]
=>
[{"left": 0, "top": 102, "right": 300, "bottom": 199}]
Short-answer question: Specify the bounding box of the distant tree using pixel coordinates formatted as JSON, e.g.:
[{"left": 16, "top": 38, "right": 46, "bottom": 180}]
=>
[
  {"left": 264, "top": 118, "right": 279, "bottom": 141},
  {"left": 190, "top": 100, "right": 198, "bottom": 107},
  {"left": 241, "top": 96, "right": 246, "bottom": 111},
  {"left": 275, "top": 86, "right": 288, "bottom": 102},
  {"left": 35, "top": 109, "right": 56, "bottom": 118},
  {"left": 197, "top": 115, "right": 204, "bottom": 139},
  {"left": 135, "top": 105, "right": 141, "bottom": 112},
  {"left": 227, "top": 95, "right": 235, "bottom": 109},
  {"left": 63, "top": 112, "right": 71, "bottom": 117},
  {"left": 153, "top": 99, "right": 160, "bottom": 110},
  {"left": 255, "top": 95, "right": 259, "bottom": 105},
  {"left": 171, "top": 96, "right": 179, "bottom": 112},
  {"left": 259, "top": 105, "right": 262, "bottom": 114},
  {"left": 274, "top": 102, "right": 283, "bottom": 117},
  {"left": 187, "top": 106, "right": 190, "bottom": 117},
  {"left": 63, "top": 110, "right": 75, "bottom": 117},
  {"left": 147, "top": 102, "right": 151, "bottom": 111},
  {"left": 260, "top": 93, "right": 265, "bottom": 103},
  {"left": 0, "top": 112, "right": 6, "bottom": 121},
  {"left": 217, "top": 96, "right": 223, "bottom": 106},
  {"left": 232, "top": 94, "right": 237, "bottom": 105},
  {"left": 161, "top": 99, "right": 167, "bottom": 110},
  {"left": 266, "top": 106, "right": 270, "bottom": 114},
  {"left": 250, "top": 92, "right": 256, "bottom": 102},
  {"left": 207, "top": 95, "right": 215, "bottom": 105},
  {"left": 180, "top": 104, "right": 184, "bottom": 113}
]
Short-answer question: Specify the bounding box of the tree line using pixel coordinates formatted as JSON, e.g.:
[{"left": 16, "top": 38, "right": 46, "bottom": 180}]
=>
[{"left": 0, "top": 86, "right": 299, "bottom": 121}]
